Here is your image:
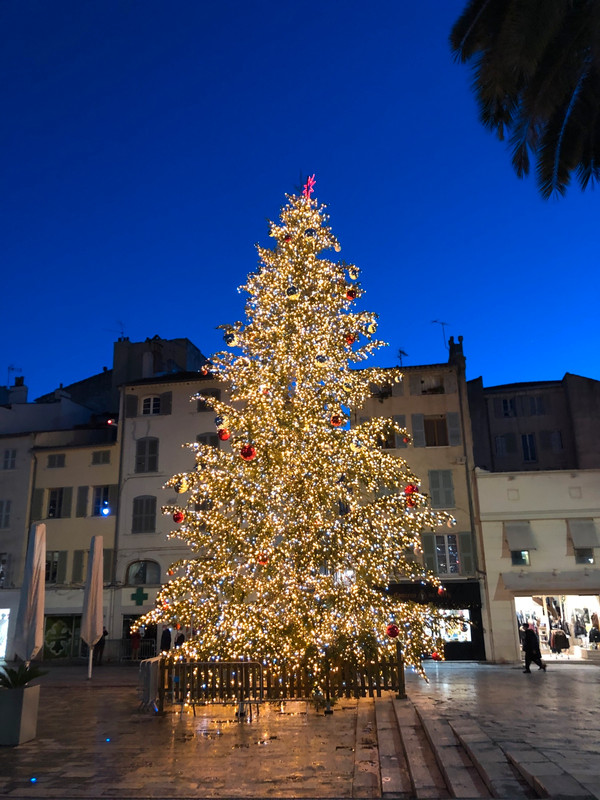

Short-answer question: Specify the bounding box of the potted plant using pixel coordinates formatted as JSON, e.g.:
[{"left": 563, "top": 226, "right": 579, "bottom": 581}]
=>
[{"left": 0, "top": 664, "right": 47, "bottom": 746}]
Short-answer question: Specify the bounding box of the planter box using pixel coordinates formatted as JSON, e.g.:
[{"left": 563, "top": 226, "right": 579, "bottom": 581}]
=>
[{"left": 0, "top": 684, "right": 40, "bottom": 746}]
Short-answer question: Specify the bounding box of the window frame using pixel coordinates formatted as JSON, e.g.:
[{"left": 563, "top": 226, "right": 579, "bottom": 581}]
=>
[
  {"left": 521, "top": 433, "right": 537, "bottom": 463},
  {"left": 142, "top": 395, "right": 161, "bottom": 416},
  {"left": 434, "top": 533, "right": 460, "bottom": 574},
  {"left": 47, "top": 453, "right": 66, "bottom": 469},
  {"left": 126, "top": 559, "right": 161, "bottom": 585},
  {"left": 48, "top": 488, "right": 64, "bottom": 518},
  {"left": 131, "top": 495, "right": 157, "bottom": 534},
  {"left": 0, "top": 500, "right": 11, "bottom": 528},
  {"left": 511, "top": 549, "right": 531, "bottom": 566},
  {"left": 575, "top": 548, "right": 595, "bottom": 565},
  {"left": 135, "top": 437, "right": 159, "bottom": 473},
  {"left": 91, "top": 450, "right": 111, "bottom": 465},
  {"left": 2, "top": 449, "right": 16, "bottom": 469},
  {"left": 92, "top": 486, "right": 110, "bottom": 517}
]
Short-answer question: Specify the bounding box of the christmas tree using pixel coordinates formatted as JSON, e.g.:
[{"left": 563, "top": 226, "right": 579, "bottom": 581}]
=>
[{"left": 140, "top": 177, "right": 453, "bottom": 684}]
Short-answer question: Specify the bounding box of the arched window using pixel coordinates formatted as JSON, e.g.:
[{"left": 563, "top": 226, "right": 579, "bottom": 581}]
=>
[
  {"left": 126, "top": 560, "right": 161, "bottom": 585},
  {"left": 142, "top": 396, "right": 161, "bottom": 415}
]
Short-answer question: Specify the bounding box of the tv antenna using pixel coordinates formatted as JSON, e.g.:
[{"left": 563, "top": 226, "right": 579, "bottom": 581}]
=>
[
  {"left": 431, "top": 320, "right": 449, "bottom": 350},
  {"left": 397, "top": 349, "right": 408, "bottom": 367},
  {"left": 7, "top": 364, "right": 22, "bottom": 386}
]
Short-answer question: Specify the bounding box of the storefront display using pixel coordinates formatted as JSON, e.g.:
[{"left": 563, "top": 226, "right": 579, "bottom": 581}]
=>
[{"left": 514, "top": 594, "right": 600, "bottom": 656}]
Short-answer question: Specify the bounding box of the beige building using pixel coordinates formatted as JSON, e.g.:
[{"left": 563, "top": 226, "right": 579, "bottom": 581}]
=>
[{"left": 475, "top": 468, "right": 600, "bottom": 663}]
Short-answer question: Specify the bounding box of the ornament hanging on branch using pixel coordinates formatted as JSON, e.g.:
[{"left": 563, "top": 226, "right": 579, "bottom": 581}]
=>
[
  {"left": 217, "top": 428, "right": 231, "bottom": 441},
  {"left": 173, "top": 511, "right": 185, "bottom": 524},
  {"left": 386, "top": 623, "right": 399, "bottom": 638},
  {"left": 346, "top": 288, "right": 357, "bottom": 301},
  {"left": 240, "top": 444, "right": 257, "bottom": 461}
]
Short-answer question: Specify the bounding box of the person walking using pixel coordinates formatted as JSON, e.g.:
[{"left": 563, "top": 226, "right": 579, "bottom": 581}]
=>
[
  {"left": 130, "top": 628, "right": 141, "bottom": 660},
  {"left": 521, "top": 625, "right": 546, "bottom": 673},
  {"left": 93, "top": 627, "right": 108, "bottom": 666},
  {"left": 160, "top": 627, "right": 171, "bottom": 652}
]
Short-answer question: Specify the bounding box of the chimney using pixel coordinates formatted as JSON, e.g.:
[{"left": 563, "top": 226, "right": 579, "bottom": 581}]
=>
[{"left": 8, "top": 377, "right": 28, "bottom": 404}]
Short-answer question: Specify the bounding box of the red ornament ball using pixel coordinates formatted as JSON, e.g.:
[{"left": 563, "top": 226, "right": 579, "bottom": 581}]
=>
[
  {"left": 432, "top": 651, "right": 442, "bottom": 661},
  {"left": 217, "top": 428, "right": 231, "bottom": 441},
  {"left": 386, "top": 623, "right": 399, "bottom": 638},
  {"left": 345, "top": 334, "right": 356, "bottom": 345},
  {"left": 240, "top": 444, "right": 256, "bottom": 461},
  {"left": 404, "top": 484, "right": 417, "bottom": 495},
  {"left": 173, "top": 511, "right": 185, "bottom": 524},
  {"left": 403, "top": 437, "right": 410, "bottom": 444},
  {"left": 257, "top": 553, "right": 269, "bottom": 565},
  {"left": 346, "top": 288, "right": 357, "bottom": 301},
  {"left": 284, "top": 234, "right": 291, "bottom": 242},
  {"left": 406, "top": 498, "right": 416, "bottom": 508},
  {"left": 437, "top": 586, "right": 445, "bottom": 596},
  {"left": 330, "top": 415, "right": 343, "bottom": 427}
]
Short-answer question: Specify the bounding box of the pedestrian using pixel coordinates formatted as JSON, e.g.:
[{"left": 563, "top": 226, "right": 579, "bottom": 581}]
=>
[
  {"left": 94, "top": 627, "right": 108, "bottom": 666},
  {"left": 521, "top": 625, "right": 546, "bottom": 673},
  {"left": 175, "top": 630, "right": 185, "bottom": 647},
  {"left": 160, "top": 627, "right": 171, "bottom": 652},
  {"left": 130, "top": 628, "right": 141, "bottom": 660}
]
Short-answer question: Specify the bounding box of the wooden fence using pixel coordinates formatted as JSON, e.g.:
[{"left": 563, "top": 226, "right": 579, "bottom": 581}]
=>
[{"left": 156, "top": 655, "right": 405, "bottom": 713}]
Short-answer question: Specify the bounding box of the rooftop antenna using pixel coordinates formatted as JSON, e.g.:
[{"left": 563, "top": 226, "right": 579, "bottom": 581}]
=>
[
  {"left": 397, "top": 349, "right": 408, "bottom": 367},
  {"left": 431, "top": 320, "right": 449, "bottom": 350},
  {"left": 7, "top": 364, "right": 22, "bottom": 386},
  {"left": 104, "top": 321, "right": 127, "bottom": 339}
]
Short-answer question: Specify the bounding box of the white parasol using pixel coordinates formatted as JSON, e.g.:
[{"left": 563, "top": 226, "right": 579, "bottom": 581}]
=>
[
  {"left": 13, "top": 523, "right": 46, "bottom": 663},
  {"left": 80, "top": 535, "right": 104, "bottom": 679}
]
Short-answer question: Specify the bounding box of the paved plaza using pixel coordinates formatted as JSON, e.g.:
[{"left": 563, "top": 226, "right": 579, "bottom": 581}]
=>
[{"left": 0, "top": 659, "right": 599, "bottom": 799}]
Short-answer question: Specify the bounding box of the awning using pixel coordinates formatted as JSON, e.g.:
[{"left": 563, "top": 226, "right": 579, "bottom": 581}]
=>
[
  {"left": 504, "top": 521, "right": 536, "bottom": 551},
  {"left": 501, "top": 570, "right": 600, "bottom": 593},
  {"left": 568, "top": 519, "right": 600, "bottom": 548}
]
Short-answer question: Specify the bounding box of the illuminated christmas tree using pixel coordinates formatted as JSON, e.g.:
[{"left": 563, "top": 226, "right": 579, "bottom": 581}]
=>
[{"left": 140, "top": 177, "right": 452, "bottom": 683}]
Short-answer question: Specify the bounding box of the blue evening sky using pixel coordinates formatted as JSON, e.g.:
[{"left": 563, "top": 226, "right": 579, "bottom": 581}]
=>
[{"left": 2, "top": 1, "right": 598, "bottom": 401}]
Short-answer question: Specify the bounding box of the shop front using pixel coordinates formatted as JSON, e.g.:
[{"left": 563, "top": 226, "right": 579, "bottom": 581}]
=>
[{"left": 514, "top": 593, "right": 600, "bottom": 660}]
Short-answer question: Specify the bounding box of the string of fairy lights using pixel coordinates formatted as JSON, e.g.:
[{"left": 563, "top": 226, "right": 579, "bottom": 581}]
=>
[{"left": 137, "top": 180, "right": 455, "bottom": 685}]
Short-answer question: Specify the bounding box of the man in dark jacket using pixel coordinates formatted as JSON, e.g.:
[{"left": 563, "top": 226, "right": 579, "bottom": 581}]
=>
[{"left": 521, "top": 625, "right": 546, "bottom": 673}]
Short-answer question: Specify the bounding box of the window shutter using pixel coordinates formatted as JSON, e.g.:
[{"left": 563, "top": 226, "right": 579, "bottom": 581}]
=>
[
  {"left": 446, "top": 412, "right": 461, "bottom": 446},
  {"left": 409, "top": 374, "right": 421, "bottom": 395},
  {"left": 72, "top": 550, "right": 85, "bottom": 583},
  {"left": 108, "top": 484, "right": 119, "bottom": 511},
  {"left": 31, "top": 488, "right": 44, "bottom": 521},
  {"left": 125, "top": 394, "right": 138, "bottom": 418},
  {"left": 61, "top": 487, "right": 73, "bottom": 518},
  {"left": 56, "top": 551, "right": 68, "bottom": 584},
  {"left": 539, "top": 430, "right": 552, "bottom": 451},
  {"left": 411, "top": 414, "right": 426, "bottom": 447},
  {"left": 393, "top": 415, "right": 407, "bottom": 448},
  {"left": 444, "top": 373, "right": 457, "bottom": 394},
  {"left": 516, "top": 396, "right": 530, "bottom": 417},
  {"left": 76, "top": 486, "right": 89, "bottom": 518},
  {"left": 441, "top": 471, "right": 455, "bottom": 507},
  {"left": 492, "top": 398, "right": 503, "bottom": 418},
  {"left": 391, "top": 380, "right": 404, "bottom": 397},
  {"left": 429, "top": 470, "right": 441, "bottom": 507},
  {"left": 505, "top": 433, "right": 518, "bottom": 454},
  {"left": 160, "top": 391, "right": 172, "bottom": 416},
  {"left": 421, "top": 533, "right": 436, "bottom": 572},
  {"left": 103, "top": 548, "right": 113, "bottom": 583},
  {"left": 458, "top": 531, "right": 475, "bottom": 575},
  {"left": 148, "top": 438, "right": 159, "bottom": 471}
]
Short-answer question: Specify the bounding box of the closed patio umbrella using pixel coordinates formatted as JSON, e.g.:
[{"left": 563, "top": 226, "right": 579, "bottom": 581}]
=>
[
  {"left": 80, "top": 535, "right": 104, "bottom": 679},
  {"left": 13, "top": 523, "right": 46, "bottom": 664}
]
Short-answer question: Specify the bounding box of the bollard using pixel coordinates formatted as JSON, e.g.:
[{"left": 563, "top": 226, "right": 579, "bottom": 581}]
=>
[{"left": 396, "top": 641, "right": 407, "bottom": 700}]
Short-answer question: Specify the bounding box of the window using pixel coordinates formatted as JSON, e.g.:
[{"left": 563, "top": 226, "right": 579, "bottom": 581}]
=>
[
  {"left": 91, "top": 450, "right": 110, "bottom": 465},
  {"left": 197, "top": 433, "right": 220, "bottom": 448},
  {"left": 135, "top": 438, "right": 158, "bottom": 473},
  {"left": 420, "top": 375, "right": 445, "bottom": 395},
  {"left": 575, "top": 548, "right": 595, "bottom": 565},
  {"left": 495, "top": 433, "right": 517, "bottom": 456},
  {"left": 428, "top": 470, "right": 455, "bottom": 508},
  {"left": 495, "top": 436, "right": 507, "bottom": 456},
  {"left": 521, "top": 434, "right": 537, "bottom": 463},
  {"left": 126, "top": 560, "right": 161, "bottom": 585},
  {"left": 0, "top": 500, "right": 10, "bottom": 528},
  {"left": 48, "top": 488, "right": 64, "bottom": 518},
  {"left": 142, "top": 395, "right": 161, "bottom": 415},
  {"left": 92, "top": 486, "right": 110, "bottom": 516},
  {"left": 2, "top": 449, "right": 16, "bottom": 469},
  {"left": 435, "top": 534, "right": 460, "bottom": 574},
  {"left": 0, "top": 553, "right": 8, "bottom": 588},
  {"left": 45, "top": 550, "right": 67, "bottom": 583},
  {"left": 132, "top": 495, "right": 157, "bottom": 533},
  {"left": 511, "top": 550, "right": 530, "bottom": 566},
  {"left": 424, "top": 416, "right": 449, "bottom": 446},
  {"left": 47, "top": 453, "right": 65, "bottom": 468},
  {"left": 197, "top": 389, "right": 221, "bottom": 411}
]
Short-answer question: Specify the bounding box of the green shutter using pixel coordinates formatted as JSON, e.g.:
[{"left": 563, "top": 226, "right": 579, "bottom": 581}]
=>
[
  {"left": 505, "top": 433, "right": 518, "bottom": 453},
  {"left": 441, "top": 471, "right": 455, "bottom": 507},
  {"left": 108, "top": 484, "right": 119, "bottom": 512},
  {"left": 458, "top": 531, "right": 475, "bottom": 575},
  {"left": 393, "top": 415, "right": 407, "bottom": 448},
  {"left": 76, "top": 486, "right": 88, "bottom": 517},
  {"left": 421, "top": 533, "right": 436, "bottom": 572},
  {"left": 31, "top": 488, "right": 44, "bottom": 521},
  {"left": 412, "top": 414, "right": 426, "bottom": 447},
  {"left": 56, "top": 551, "right": 68, "bottom": 584},
  {"left": 61, "top": 487, "right": 73, "bottom": 518},
  {"left": 447, "top": 412, "right": 461, "bottom": 446},
  {"left": 72, "top": 550, "right": 85, "bottom": 583},
  {"left": 160, "top": 391, "right": 172, "bottom": 415},
  {"left": 125, "top": 394, "right": 138, "bottom": 418}
]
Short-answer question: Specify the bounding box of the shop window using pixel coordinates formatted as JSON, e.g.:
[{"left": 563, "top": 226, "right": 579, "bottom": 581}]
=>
[
  {"left": 132, "top": 495, "right": 157, "bottom": 534},
  {"left": 197, "top": 389, "right": 221, "bottom": 411},
  {"left": 126, "top": 560, "right": 161, "bottom": 585},
  {"left": 511, "top": 549, "right": 530, "bottom": 566},
  {"left": 135, "top": 437, "right": 159, "bottom": 472},
  {"left": 47, "top": 453, "right": 66, "bottom": 468},
  {"left": 575, "top": 548, "right": 595, "bottom": 565},
  {"left": 2, "top": 449, "right": 16, "bottom": 469},
  {"left": 435, "top": 534, "right": 460, "bottom": 574},
  {"left": 142, "top": 395, "right": 161, "bottom": 415}
]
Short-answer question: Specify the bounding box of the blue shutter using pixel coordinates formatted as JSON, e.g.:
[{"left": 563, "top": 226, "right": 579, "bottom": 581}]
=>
[
  {"left": 447, "top": 412, "right": 461, "bottom": 446},
  {"left": 412, "top": 414, "right": 426, "bottom": 447},
  {"left": 393, "top": 415, "right": 407, "bottom": 448}
]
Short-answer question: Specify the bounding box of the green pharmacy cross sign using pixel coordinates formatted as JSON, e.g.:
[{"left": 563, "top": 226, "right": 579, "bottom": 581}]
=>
[{"left": 131, "top": 587, "right": 148, "bottom": 606}]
